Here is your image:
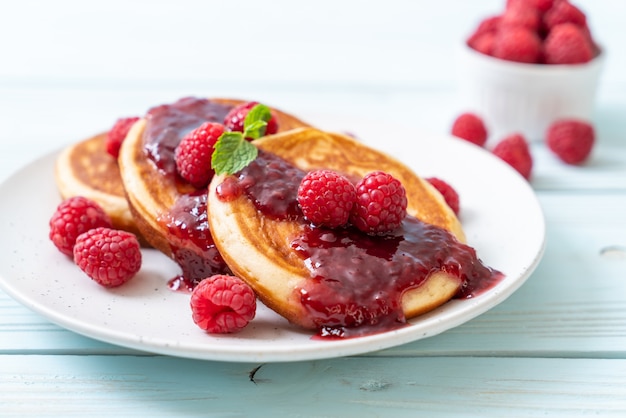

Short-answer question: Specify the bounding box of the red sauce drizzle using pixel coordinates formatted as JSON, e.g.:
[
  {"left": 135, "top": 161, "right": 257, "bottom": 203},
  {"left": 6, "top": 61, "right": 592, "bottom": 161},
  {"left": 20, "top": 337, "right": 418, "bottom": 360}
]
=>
[
  {"left": 157, "top": 192, "right": 231, "bottom": 291},
  {"left": 224, "top": 150, "right": 305, "bottom": 219},
  {"left": 292, "top": 219, "right": 503, "bottom": 338},
  {"left": 143, "top": 96, "right": 232, "bottom": 175},
  {"left": 143, "top": 97, "right": 234, "bottom": 289}
]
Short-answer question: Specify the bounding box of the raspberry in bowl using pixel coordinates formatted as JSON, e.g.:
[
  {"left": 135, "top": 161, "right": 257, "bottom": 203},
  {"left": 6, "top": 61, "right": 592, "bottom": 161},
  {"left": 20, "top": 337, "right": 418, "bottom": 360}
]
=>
[{"left": 458, "top": 0, "right": 604, "bottom": 144}]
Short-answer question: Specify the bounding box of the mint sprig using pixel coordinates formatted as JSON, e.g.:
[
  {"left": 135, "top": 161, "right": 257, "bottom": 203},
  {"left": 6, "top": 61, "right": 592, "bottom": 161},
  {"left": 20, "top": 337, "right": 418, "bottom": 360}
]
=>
[
  {"left": 243, "top": 104, "right": 272, "bottom": 139},
  {"left": 211, "top": 103, "right": 272, "bottom": 175}
]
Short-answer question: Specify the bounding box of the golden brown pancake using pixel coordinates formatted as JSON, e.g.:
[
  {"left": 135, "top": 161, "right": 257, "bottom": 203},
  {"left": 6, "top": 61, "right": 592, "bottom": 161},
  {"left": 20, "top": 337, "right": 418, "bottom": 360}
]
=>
[
  {"left": 55, "top": 132, "right": 143, "bottom": 238},
  {"left": 118, "top": 97, "right": 311, "bottom": 285},
  {"left": 206, "top": 127, "right": 471, "bottom": 334}
]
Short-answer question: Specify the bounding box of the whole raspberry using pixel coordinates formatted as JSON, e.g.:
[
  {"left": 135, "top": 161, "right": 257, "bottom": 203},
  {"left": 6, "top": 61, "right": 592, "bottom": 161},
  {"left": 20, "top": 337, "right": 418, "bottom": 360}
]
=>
[
  {"left": 507, "top": 0, "right": 554, "bottom": 13},
  {"left": 73, "top": 227, "right": 142, "bottom": 288},
  {"left": 546, "top": 119, "right": 595, "bottom": 164},
  {"left": 467, "top": 15, "right": 501, "bottom": 50},
  {"left": 501, "top": 4, "right": 541, "bottom": 31},
  {"left": 190, "top": 275, "right": 256, "bottom": 334},
  {"left": 105, "top": 116, "right": 140, "bottom": 158},
  {"left": 543, "top": 23, "right": 594, "bottom": 64},
  {"left": 469, "top": 32, "right": 497, "bottom": 56},
  {"left": 49, "top": 196, "right": 113, "bottom": 257},
  {"left": 297, "top": 170, "right": 357, "bottom": 228},
  {"left": 175, "top": 122, "right": 225, "bottom": 188},
  {"left": 543, "top": 0, "right": 587, "bottom": 30},
  {"left": 350, "top": 171, "right": 407, "bottom": 235},
  {"left": 493, "top": 26, "right": 542, "bottom": 63},
  {"left": 492, "top": 134, "right": 533, "bottom": 180},
  {"left": 426, "top": 177, "right": 460, "bottom": 216},
  {"left": 451, "top": 113, "right": 488, "bottom": 146},
  {"left": 223, "top": 101, "right": 278, "bottom": 137}
]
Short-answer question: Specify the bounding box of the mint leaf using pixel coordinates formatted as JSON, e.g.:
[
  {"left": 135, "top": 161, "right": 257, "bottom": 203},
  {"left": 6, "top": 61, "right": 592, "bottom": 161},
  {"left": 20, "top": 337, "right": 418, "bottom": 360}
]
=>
[
  {"left": 211, "top": 132, "right": 258, "bottom": 175},
  {"left": 243, "top": 104, "right": 272, "bottom": 139},
  {"left": 211, "top": 103, "right": 273, "bottom": 175},
  {"left": 244, "top": 120, "right": 268, "bottom": 139}
]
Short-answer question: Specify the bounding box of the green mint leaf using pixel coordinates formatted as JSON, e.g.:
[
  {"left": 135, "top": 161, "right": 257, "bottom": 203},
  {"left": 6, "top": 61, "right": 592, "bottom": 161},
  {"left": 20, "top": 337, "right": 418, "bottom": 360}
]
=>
[
  {"left": 211, "top": 132, "right": 258, "bottom": 175},
  {"left": 243, "top": 104, "right": 272, "bottom": 139},
  {"left": 210, "top": 103, "right": 272, "bottom": 175}
]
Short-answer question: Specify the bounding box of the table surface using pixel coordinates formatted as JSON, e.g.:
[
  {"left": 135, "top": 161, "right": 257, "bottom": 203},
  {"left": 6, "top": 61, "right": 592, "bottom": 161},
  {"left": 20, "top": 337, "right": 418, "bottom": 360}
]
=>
[{"left": 1, "top": 1, "right": 625, "bottom": 416}]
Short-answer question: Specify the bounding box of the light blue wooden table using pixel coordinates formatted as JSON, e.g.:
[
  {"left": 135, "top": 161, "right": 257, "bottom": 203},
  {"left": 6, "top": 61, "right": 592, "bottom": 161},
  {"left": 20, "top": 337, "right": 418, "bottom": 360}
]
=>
[{"left": 1, "top": 1, "right": 625, "bottom": 416}]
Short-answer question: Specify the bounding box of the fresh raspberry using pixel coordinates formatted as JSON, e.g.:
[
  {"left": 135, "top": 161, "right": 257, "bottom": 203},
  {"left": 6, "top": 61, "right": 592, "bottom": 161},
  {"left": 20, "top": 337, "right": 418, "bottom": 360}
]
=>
[
  {"left": 350, "top": 171, "right": 407, "bottom": 235},
  {"left": 493, "top": 26, "right": 542, "bottom": 63},
  {"left": 190, "top": 275, "right": 256, "bottom": 334},
  {"left": 546, "top": 119, "right": 595, "bottom": 164},
  {"left": 501, "top": 4, "right": 541, "bottom": 31},
  {"left": 467, "top": 15, "right": 501, "bottom": 49},
  {"left": 451, "top": 113, "right": 488, "bottom": 147},
  {"left": 223, "top": 101, "right": 278, "bottom": 137},
  {"left": 469, "top": 31, "right": 497, "bottom": 56},
  {"left": 543, "top": 0, "right": 587, "bottom": 30},
  {"left": 297, "top": 170, "right": 357, "bottom": 228},
  {"left": 543, "top": 23, "right": 594, "bottom": 64},
  {"left": 73, "top": 227, "right": 142, "bottom": 288},
  {"left": 105, "top": 116, "right": 140, "bottom": 158},
  {"left": 426, "top": 177, "right": 460, "bottom": 216},
  {"left": 492, "top": 134, "right": 533, "bottom": 180},
  {"left": 175, "top": 122, "right": 225, "bottom": 188},
  {"left": 49, "top": 196, "right": 113, "bottom": 257},
  {"left": 507, "top": 0, "right": 554, "bottom": 13}
]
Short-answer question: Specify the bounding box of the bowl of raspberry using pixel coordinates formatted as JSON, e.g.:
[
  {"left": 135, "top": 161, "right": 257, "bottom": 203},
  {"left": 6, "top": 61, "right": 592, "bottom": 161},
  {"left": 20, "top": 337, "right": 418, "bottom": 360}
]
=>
[{"left": 457, "top": 0, "right": 604, "bottom": 144}]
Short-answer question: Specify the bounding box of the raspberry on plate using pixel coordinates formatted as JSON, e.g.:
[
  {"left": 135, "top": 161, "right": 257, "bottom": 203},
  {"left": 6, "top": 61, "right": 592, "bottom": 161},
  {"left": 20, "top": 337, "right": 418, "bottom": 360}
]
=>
[
  {"left": 175, "top": 122, "right": 225, "bottom": 188},
  {"left": 543, "top": 23, "right": 594, "bottom": 64},
  {"left": 105, "top": 116, "right": 140, "bottom": 159},
  {"left": 492, "top": 134, "right": 533, "bottom": 180},
  {"left": 73, "top": 227, "right": 142, "bottom": 288},
  {"left": 190, "top": 275, "right": 257, "bottom": 334},
  {"left": 426, "top": 177, "right": 460, "bottom": 216},
  {"left": 49, "top": 196, "right": 113, "bottom": 257},
  {"left": 492, "top": 26, "right": 542, "bottom": 64},
  {"left": 297, "top": 170, "right": 357, "bottom": 228},
  {"left": 451, "top": 113, "right": 488, "bottom": 147},
  {"left": 223, "top": 101, "right": 278, "bottom": 137},
  {"left": 546, "top": 119, "right": 595, "bottom": 164},
  {"left": 350, "top": 171, "right": 407, "bottom": 235}
]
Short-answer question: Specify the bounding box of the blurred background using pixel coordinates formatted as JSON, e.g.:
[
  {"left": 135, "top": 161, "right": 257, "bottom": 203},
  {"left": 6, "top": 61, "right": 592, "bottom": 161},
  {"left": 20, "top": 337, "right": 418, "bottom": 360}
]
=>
[{"left": 0, "top": 0, "right": 623, "bottom": 171}]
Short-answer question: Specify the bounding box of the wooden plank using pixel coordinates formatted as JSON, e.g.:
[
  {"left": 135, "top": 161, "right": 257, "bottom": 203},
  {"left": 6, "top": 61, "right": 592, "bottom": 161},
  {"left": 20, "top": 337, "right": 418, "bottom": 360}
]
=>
[{"left": 0, "top": 355, "right": 625, "bottom": 417}]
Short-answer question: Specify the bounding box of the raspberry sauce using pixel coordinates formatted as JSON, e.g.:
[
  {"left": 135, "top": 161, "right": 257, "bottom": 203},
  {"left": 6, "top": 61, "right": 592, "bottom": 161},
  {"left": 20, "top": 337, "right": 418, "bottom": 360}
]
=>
[
  {"left": 157, "top": 192, "right": 231, "bottom": 291},
  {"left": 291, "top": 219, "right": 502, "bottom": 338},
  {"left": 227, "top": 151, "right": 503, "bottom": 338},
  {"left": 143, "top": 98, "right": 234, "bottom": 289},
  {"left": 143, "top": 97, "right": 232, "bottom": 176},
  {"left": 218, "top": 150, "right": 305, "bottom": 219}
]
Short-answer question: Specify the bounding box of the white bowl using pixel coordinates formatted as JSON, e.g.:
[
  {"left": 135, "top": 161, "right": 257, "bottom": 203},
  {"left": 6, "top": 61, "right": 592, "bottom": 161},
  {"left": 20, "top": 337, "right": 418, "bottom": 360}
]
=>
[{"left": 457, "top": 44, "right": 605, "bottom": 144}]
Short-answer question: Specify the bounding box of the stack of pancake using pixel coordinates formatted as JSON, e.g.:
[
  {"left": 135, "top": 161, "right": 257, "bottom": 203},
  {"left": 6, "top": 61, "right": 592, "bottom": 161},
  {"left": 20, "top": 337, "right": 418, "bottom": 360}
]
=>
[{"left": 54, "top": 97, "right": 469, "bottom": 333}]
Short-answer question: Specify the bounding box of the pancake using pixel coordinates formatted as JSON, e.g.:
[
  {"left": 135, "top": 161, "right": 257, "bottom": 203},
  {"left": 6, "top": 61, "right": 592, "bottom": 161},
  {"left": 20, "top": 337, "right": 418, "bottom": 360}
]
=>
[
  {"left": 118, "top": 97, "right": 311, "bottom": 285},
  {"left": 206, "top": 127, "right": 481, "bottom": 335},
  {"left": 55, "top": 131, "right": 142, "bottom": 238}
]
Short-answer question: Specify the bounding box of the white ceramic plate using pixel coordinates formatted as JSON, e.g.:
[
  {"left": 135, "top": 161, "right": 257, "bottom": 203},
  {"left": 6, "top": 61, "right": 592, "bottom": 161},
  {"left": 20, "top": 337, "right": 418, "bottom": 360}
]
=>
[{"left": 0, "top": 131, "right": 545, "bottom": 362}]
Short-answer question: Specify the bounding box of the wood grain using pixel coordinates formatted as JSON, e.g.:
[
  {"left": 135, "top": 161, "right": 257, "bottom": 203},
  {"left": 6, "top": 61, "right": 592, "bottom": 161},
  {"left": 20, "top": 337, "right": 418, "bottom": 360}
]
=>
[
  {"left": 1, "top": 1, "right": 626, "bottom": 416},
  {"left": 1, "top": 356, "right": 625, "bottom": 417}
]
